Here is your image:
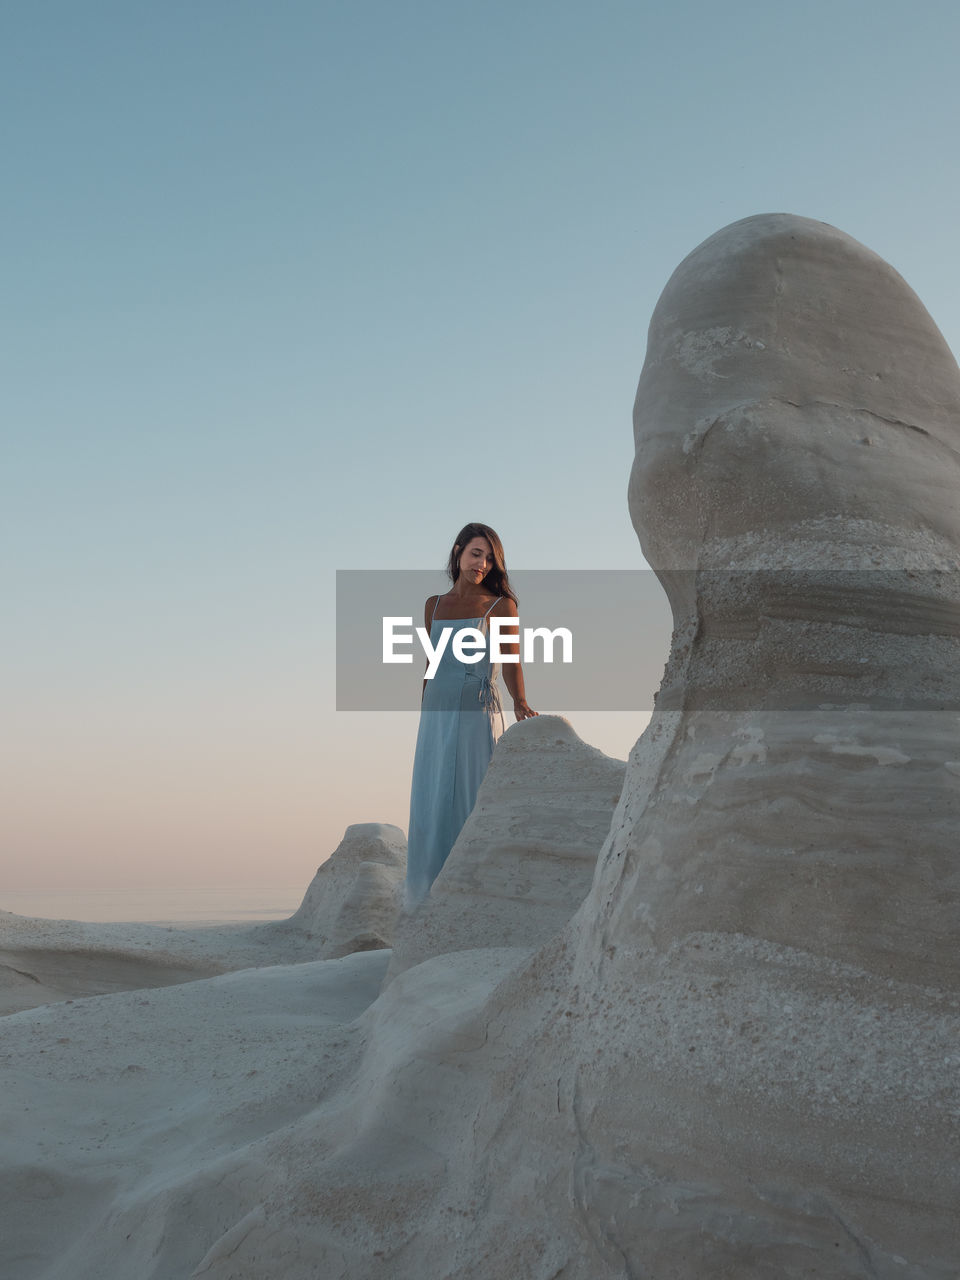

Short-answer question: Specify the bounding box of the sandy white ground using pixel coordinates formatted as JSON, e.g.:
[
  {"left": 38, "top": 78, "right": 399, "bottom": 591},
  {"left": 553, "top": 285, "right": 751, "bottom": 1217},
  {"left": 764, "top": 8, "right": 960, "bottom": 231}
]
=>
[{"left": 2, "top": 948, "right": 390, "bottom": 1276}]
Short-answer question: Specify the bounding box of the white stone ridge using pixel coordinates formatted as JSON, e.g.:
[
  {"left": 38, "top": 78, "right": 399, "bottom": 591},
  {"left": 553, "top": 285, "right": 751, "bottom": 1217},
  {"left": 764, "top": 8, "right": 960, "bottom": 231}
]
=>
[
  {"left": 3, "top": 214, "right": 959, "bottom": 1278},
  {"left": 385, "top": 714, "right": 626, "bottom": 983},
  {"left": 272, "top": 821, "right": 407, "bottom": 957}
]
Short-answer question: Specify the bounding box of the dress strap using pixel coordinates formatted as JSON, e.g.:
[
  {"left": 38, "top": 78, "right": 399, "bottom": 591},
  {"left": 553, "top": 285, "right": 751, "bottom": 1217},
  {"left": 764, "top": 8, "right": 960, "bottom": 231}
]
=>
[
  {"left": 431, "top": 594, "right": 442, "bottom": 624},
  {"left": 480, "top": 596, "right": 502, "bottom": 621}
]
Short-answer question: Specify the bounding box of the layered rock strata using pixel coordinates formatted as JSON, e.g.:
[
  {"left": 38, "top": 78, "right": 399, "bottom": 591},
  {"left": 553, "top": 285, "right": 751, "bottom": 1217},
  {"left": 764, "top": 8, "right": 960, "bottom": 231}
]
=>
[
  {"left": 385, "top": 716, "right": 625, "bottom": 982},
  {"left": 275, "top": 821, "right": 406, "bottom": 957},
  {"left": 5, "top": 215, "right": 958, "bottom": 1279},
  {"left": 0, "top": 824, "right": 406, "bottom": 1017},
  {"left": 551, "top": 213, "right": 960, "bottom": 1275}
]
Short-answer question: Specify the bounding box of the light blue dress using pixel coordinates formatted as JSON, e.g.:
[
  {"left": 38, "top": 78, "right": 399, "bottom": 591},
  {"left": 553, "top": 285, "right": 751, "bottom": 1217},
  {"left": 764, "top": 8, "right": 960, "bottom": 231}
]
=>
[{"left": 405, "top": 595, "right": 505, "bottom": 906}]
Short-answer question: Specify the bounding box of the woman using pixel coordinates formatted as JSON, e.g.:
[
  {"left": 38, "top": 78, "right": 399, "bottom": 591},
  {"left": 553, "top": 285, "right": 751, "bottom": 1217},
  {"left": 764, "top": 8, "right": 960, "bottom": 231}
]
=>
[{"left": 405, "top": 522, "right": 536, "bottom": 907}]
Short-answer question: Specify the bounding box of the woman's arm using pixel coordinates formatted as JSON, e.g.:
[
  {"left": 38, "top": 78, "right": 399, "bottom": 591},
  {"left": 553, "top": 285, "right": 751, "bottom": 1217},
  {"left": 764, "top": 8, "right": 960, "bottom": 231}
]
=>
[{"left": 492, "top": 598, "right": 537, "bottom": 720}]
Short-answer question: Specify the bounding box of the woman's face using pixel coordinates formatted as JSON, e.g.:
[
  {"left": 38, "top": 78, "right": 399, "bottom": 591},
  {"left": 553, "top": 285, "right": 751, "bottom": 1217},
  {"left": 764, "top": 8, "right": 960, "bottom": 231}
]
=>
[{"left": 457, "top": 536, "right": 494, "bottom": 584}]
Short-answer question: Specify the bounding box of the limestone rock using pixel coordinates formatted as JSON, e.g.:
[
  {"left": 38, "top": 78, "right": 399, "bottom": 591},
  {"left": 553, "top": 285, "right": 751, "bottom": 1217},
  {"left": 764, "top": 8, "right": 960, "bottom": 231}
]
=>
[
  {"left": 5, "top": 216, "right": 959, "bottom": 1280},
  {"left": 628, "top": 211, "right": 960, "bottom": 575},
  {"left": 527, "top": 213, "right": 960, "bottom": 1276},
  {"left": 328, "top": 860, "right": 403, "bottom": 958},
  {"left": 278, "top": 822, "right": 406, "bottom": 957},
  {"left": 385, "top": 715, "right": 625, "bottom": 982}
]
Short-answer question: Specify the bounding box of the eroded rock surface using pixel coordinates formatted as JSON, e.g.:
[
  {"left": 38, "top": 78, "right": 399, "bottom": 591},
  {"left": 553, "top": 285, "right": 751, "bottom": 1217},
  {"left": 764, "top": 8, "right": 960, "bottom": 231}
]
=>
[
  {"left": 385, "top": 716, "right": 625, "bottom": 982},
  {"left": 5, "top": 215, "right": 959, "bottom": 1279},
  {"left": 274, "top": 821, "right": 406, "bottom": 957}
]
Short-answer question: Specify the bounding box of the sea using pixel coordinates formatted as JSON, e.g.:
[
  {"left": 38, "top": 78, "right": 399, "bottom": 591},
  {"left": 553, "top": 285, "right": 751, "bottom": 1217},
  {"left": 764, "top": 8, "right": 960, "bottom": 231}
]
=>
[{"left": 0, "top": 886, "right": 303, "bottom": 929}]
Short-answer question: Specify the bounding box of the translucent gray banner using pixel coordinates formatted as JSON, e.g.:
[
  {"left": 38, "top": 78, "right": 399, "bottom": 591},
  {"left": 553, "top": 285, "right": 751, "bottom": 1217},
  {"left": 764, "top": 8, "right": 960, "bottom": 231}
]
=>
[
  {"left": 336, "top": 569, "right": 960, "bottom": 712},
  {"left": 336, "top": 570, "right": 672, "bottom": 712}
]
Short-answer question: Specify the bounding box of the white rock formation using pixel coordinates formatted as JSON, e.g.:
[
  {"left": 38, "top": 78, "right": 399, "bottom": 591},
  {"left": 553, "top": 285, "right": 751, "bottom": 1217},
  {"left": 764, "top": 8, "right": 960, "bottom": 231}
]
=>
[
  {"left": 0, "top": 949, "right": 392, "bottom": 1278},
  {"left": 3, "top": 214, "right": 958, "bottom": 1279},
  {"left": 540, "top": 212, "right": 960, "bottom": 1273},
  {"left": 0, "top": 824, "right": 406, "bottom": 1017},
  {"left": 385, "top": 716, "right": 625, "bottom": 981},
  {"left": 0, "top": 913, "right": 228, "bottom": 1016},
  {"left": 275, "top": 822, "right": 406, "bottom": 957}
]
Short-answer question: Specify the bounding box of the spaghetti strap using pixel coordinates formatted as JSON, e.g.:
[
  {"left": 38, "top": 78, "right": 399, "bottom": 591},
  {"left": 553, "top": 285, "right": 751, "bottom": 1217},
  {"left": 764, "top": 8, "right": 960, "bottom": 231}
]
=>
[
  {"left": 480, "top": 596, "right": 502, "bottom": 621},
  {"left": 431, "top": 594, "right": 442, "bottom": 624}
]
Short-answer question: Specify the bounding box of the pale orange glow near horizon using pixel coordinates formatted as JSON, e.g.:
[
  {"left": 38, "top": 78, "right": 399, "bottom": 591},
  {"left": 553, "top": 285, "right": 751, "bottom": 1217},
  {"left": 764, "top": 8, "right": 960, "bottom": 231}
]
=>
[{"left": 1, "top": 709, "right": 647, "bottom": 895}]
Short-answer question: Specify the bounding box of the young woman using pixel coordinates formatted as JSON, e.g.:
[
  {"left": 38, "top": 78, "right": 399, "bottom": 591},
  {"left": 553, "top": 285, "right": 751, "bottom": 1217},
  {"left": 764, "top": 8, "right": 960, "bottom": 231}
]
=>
[{"left": 405, "top": 522, "right": 536, "bottom": 907}]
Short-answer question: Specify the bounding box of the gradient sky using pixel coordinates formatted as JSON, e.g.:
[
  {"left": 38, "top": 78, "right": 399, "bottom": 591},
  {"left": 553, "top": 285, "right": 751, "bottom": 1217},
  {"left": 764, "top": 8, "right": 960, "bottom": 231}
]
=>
[{"left": 4, "top": 1, "right": 960, "bottom": 895}]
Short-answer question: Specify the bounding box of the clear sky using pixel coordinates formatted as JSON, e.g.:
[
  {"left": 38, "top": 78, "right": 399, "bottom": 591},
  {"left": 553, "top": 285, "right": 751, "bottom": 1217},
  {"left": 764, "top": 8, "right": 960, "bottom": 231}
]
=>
[{"left": 4, "top": 0, "right": 960, "bottom": 894}]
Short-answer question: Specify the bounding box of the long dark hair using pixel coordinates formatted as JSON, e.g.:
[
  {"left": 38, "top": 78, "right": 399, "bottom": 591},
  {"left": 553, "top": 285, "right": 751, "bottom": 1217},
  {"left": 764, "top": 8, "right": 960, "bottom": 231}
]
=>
[{"left": 446, "top": 522, "right": 517, "bottom": 603}]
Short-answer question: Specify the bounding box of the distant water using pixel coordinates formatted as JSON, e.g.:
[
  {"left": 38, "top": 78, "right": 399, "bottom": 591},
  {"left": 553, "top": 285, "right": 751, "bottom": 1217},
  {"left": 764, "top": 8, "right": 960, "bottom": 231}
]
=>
[{"left": 0, "top": 886, "right": 303, "bottom": 928}]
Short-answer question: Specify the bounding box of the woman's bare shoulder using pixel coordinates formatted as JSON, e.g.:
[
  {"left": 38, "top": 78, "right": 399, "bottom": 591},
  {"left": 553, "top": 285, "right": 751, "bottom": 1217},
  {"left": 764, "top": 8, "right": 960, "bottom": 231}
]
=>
[{"left": 491, "top": 595, "right": 518, "bottom": 616}]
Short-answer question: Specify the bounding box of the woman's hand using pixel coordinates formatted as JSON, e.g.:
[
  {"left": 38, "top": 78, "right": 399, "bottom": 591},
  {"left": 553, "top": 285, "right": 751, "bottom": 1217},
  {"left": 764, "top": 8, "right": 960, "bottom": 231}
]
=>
[{"left": 493, "top": 598, "right": 536, "bottom": 721}]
